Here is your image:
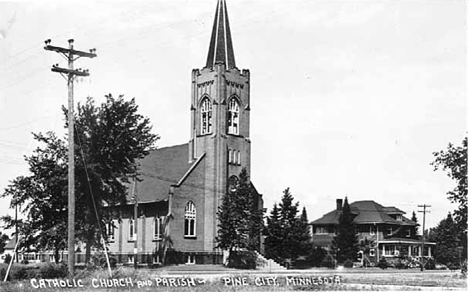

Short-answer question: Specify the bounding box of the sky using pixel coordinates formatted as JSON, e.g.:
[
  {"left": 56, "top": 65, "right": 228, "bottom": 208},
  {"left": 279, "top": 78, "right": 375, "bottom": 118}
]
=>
[{"left": 0, "top": 0, "right": 466, "bottom": 237}]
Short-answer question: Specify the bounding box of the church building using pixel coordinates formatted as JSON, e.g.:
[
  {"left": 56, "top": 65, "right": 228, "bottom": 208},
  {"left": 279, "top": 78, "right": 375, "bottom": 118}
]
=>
[{"left": 104, "top": 0, "right": 263, "bottom": 265}]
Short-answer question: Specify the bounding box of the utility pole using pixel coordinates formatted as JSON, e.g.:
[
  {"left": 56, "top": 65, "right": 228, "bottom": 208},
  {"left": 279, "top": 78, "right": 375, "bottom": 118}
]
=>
[
  {"left": 44, "top": 39, "right": 96, "bottom": 276},
  {"left": 418, "top": 204, "right": 431, "bottom": 271},
  {"left": 133, "top": 179, "right": 138, "bottom": 270}
]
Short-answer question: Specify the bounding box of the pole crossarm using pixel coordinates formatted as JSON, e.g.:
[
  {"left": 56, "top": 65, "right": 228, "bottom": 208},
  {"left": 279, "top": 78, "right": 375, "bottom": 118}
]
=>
[
  {"left": 44, "top": 45, "right": 97, "bottom": 58},
  {"left": 51, "top": 67, "right": 90, "bottom": 77}
]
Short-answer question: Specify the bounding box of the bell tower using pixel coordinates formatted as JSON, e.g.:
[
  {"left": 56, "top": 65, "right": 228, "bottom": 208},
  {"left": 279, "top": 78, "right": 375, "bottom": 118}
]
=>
[{"left": 188, "top": 0, "right": 251, "bottom": 250}]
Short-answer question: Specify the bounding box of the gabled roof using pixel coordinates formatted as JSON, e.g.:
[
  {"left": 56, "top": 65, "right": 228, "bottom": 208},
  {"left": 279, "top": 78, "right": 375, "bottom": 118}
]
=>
[
  {"left": 206, "top": 0, "right": 236, "bottom": 69},
  {"left": 311, "top": 200, "right": 416, "bottom": 226},
  {"left": 128, "top": 143, "right": 203, "bottom": 204}
]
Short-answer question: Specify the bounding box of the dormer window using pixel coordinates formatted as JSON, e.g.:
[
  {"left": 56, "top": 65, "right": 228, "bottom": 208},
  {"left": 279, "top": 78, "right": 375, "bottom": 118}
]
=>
[
  {"left": 200, "top": 98, "right": 212, "bottom": 135},
  {"left": 396, "top": 214, "right": 402, "bottom": 221},
  {"left": 227, "top": 98, "right": 239, "bottom": 135}
]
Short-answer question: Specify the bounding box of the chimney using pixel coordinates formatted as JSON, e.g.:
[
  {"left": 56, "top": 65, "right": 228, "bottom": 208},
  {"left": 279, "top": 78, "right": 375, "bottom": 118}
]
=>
[{"left": 336, "top": 199, "right": 343, "bottom": 211}]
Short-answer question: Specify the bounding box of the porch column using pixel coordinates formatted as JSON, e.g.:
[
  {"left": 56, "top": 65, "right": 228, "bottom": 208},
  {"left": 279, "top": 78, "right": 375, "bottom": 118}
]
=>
[
  {"left": 418, "top": 246, "right": 421, "bottom": 257},
  {"left": 428, "top": 246, "right": 431, "bottom": 257},
  {"left": 408, "top": 245, "right": 412, "bottom": 256}
]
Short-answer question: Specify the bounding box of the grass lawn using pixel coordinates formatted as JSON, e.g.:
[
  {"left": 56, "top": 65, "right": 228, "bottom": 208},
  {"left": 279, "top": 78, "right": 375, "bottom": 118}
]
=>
[{"left": 0, "top": 265, "right": 466, "bottom": 291}]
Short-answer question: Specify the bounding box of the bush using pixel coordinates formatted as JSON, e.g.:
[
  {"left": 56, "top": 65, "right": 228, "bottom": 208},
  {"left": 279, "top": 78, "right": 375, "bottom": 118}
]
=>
[
  {"left": 89, "top": 252, "right": 117, "bottom": 269},
  {"left": 395, "top": 259, "right": 408, "bottom": 269},
  {"left": 320, "top": 254, "right": 335, "bottom": 268},
  {"left": 424, "top": 258, "right": 435, "bottom": 270},
  {"left": 3, "top": 254, "right": 12, "bottom": 264},
  {"left": 308, "top": 246, "right": 327, "bottom": 267},
  {"left": 227, "top": 250, "right": 257, "bottom": 269},
  {"left": 164, "top": 250, "right": 183, "bottom": 265},
  {"left": 39, "top": 263, "right": 68, "bottom": 279},
  {"left": 20, "top": 259, "right": 29, "bottom": 265},
  {"left": 343, "top": 259, "right": 354, "bottom": 268},
  {"left": 377, "top": 257, "right": 388, "bottom": 269}
]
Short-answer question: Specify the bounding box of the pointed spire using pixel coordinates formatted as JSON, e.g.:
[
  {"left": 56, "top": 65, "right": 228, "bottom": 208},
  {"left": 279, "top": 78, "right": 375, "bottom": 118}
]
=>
[{"left": 206, "top": 0, "right": 236, "bottom": 69}]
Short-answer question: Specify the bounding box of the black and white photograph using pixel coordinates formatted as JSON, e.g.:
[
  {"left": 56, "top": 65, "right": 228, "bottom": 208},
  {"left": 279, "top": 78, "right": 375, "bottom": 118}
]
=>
[{"left": 0, "top": 0, "right": 466, "bottom": 291}]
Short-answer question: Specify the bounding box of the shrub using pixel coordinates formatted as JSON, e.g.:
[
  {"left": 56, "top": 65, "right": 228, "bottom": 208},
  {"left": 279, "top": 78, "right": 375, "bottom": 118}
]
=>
[
  {"left": 343, "top": 259, "right": 354, "bottom": 268},
  {"left": 227, "top": 250, "right": 257, "bottom": 269},
  {"left": 164, "top": 250, "right": 183, "bottom": 265},
  {"left": 377, "top": 257, "right": 388, "bottom": 269},
  {"left": 3, "top": 254, "right": 12, "bottom": 264},
  {"left": 395, "top": 259, "right": 408, "bottom": 269},
  {"left": 89, "top": 252, "right": 117, "bottom": 269},
  {"left": 10, "top": 265, "right": 38, "bottom": 280},
  {"left": 39, "top": 263, "right": 68, "bottom": 279},
  {"left": 320, "top": 254, "right": 335, "bottom": 268},
  {"left": 20, "top": 259, "right": 29, "bottom": 265},
  {"left": 308, "top": 246, "right": 327, "bottom": 267},
  {"left": 424, "top": 258, "right": 435, "bottom": 270}
]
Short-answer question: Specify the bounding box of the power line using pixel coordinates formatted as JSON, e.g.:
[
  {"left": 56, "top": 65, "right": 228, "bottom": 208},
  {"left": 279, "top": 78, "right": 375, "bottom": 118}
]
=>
[{"left": 418, "top": 204, "right": 431, "bottom": 271}]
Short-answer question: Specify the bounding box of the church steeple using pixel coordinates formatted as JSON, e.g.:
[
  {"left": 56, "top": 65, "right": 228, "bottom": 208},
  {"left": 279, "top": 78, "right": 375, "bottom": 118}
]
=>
[{"left": 205, "top": 0, "right": 236, "bottom": 69}]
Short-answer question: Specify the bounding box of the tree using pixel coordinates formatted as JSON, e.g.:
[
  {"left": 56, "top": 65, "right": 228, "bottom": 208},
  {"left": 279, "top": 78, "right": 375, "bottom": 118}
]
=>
[
  {"left": 1, "top": 95, "right": 158, "bottom": 264},
  {"left": 411, "top": 211, "right": 419, "bottom": 238},
  {"left": 432, "top": 136, "right": 467, "bottom": 260},
  {"left": 264, "top": 188, "right": 312, "bottom": 266},
  {"left": 264, "top": 203, "right": 282, "bottom": 262},
  {"left": 216, "top": 168, "right": 263, "bottom": 264},
  {"left": 0, "top": 232, "right": 9, "bottom": 254},
  {"left": 71, "top": 95, "right": 158, "bottom": 262},
  {"left": 432, "top": 213, "right": 460, "bottom": 266},
  {"left": 1, "top": 132, "right": 68, "bottom": 263},
  {"left": 332, "top": 197, "right": 359, "bottom": 263}
]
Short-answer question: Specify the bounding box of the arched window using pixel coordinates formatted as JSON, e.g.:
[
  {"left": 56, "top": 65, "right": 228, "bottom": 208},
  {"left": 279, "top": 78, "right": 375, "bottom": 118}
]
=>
[
  {"left": 228, "top": 175, "right": 239, "bottom": 194},
  {"left": 154, "top": 216, "right": 163, "bottom": 240},
  {"left": 200, "top": 98, "right": 212, "bottom": 135},
  {"left": 184, "top": 202, "right": 196, "bottom": 237},
  {"left": 227, "top": 98, "right": 240, "bottom": 135}
]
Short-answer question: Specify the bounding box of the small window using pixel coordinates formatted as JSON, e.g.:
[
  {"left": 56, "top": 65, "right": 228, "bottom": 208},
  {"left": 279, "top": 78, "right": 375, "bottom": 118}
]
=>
[
  {"left": 107, "top": 222, "right": 115, "bottom": 241},
  {"left": 406, "top": 228, "right": 411, "bottom": 237},
  {"left": 227, "top": 98, "right": 240, "bottom": 135},
  {"left": 129, "top": 218, "right": 136, "bottom": 241},
  {"left": 154, "top": 217, "right": 163, "bottom": 240},
  {"left": 184, "top": 202, "right": 196, "bottom": 237},
  {"left": 369, "top": 226, "right": 375, "bottom": 235},
  {"left": 128, "top": 255, "right": 134, "bottom": 263},
  {"left": 200, "top": 98, "right": 212, "bottom": 135},
  {"left": 228, "top": 149, "right": 232, "bottom": 163},
  {"left": 387, "top": 227, "right": 393, "bottom": 235},
  {"left": 369, "top": 249, "right": 375, "bottom": 257},
  {"left": 153, "top": 254, "right": 161, "bottom": 264},
  {"left": 186, "top": 254, "right": 196, "bottom": 265},
  {"left": 396, "top": 214, "right": 402, "bottom": 221},
  {"left": 237, "top": 151, "right": 241, "bottom": 165}
]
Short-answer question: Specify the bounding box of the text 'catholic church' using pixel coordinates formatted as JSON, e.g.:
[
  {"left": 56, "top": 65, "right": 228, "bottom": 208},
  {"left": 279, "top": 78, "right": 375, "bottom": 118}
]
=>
[{"left": 104, "top": 0, "right": 263, "bottom": 265}]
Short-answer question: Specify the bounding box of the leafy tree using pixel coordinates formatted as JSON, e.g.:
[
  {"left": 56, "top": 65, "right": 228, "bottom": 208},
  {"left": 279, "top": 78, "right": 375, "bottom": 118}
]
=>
[
  {"left": 432, "top": 136, "right": 467, "bottom": 260},
  {"left": 1, "top": 132, "right": 68, "bottom": 263},
  {"left": 0, "top": 232, "right": 9, "bottom": 254},
  {"left": 1, "top": 95, "right": 158, "bottom": 264},
  {"left": 216, "top": 168, "right": 264, "bottom": 264},
  {"left": 432, "top": 213, "right": 461, "bottom": 266},
  {"left": 71, "top": 95, "right": 158, "bottom": 262},
  {"left": 411, "top": 211, "right": 419, "bottom": 237},
  {"left": 332, "top": 197, "right": 359, "bottom": 263}
]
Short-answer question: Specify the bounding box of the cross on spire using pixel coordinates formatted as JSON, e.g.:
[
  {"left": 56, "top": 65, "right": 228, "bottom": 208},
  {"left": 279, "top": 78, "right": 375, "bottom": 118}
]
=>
[{"left": 206, "top": 0, "right": 236, "bottom": 69}]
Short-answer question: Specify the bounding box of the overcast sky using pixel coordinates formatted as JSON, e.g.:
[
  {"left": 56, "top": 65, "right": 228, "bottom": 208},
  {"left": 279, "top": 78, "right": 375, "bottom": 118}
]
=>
[{"left": 0, "top": 0, "right": 466, "bottom": 236}]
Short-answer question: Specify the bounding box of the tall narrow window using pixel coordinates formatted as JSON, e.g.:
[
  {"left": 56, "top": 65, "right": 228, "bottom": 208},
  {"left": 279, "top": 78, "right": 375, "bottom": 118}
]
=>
[
  {"left": 107, "top": 222, "right": 115, "bottom": 241},
  {"left": 237, "top": 151, "right": 241, "bottom": 165},
  {"left": 227, "top": 98, "right": 239, "bottom": 135},
  {"left": 129, "top": 218, "right": 135, "bottom": 241},
  {"left": 200, "top": 98, "right": 212, "bottom": 135},
  {"left": 184, "top": 202, "right": 196, "bottom": 237},
  {"left": 154, "top": 217, "right": 163, "bottom": 240}
]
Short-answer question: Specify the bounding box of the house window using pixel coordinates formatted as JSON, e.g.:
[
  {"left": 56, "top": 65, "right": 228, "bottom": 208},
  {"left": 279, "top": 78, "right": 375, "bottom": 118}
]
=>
[
  {"left": 406, "top": 228, "right": 411, "bottom": 237},
  {"left": 107, "top": 222, "right": 115, "bottom": 241},
  {"left": 228, "top": 149, "right": 232, "bottom": 163},
  {"left": 200, "top": 98, "right": 212, "bottom": 135},
  {"left": 370, "top": 226, "right": 375, "bottom": 235},
  {"left": 186, "top": 254, "right": 196, "bottom": 265},
  {"left": 369, "top": 249, "right": 375, "bottom": 257},
  {"left": 396, "top": 214, "right": 402, "bottom": 221},
  {"left": 316, "top": 227, "right": 328, "bottom": 234},
  {"left": 153, "top": 254, "right": 161, "bottom": 264},
  {"left": 387, "top": 227, "right": 393, "bottom": 235},
  {"left": 384, "top": 245, "right": 396, "bottom": 256},
  {"left": 227, "top": 98, "right": 239, "bottom": 135},
  {"left": 184, "top": 202, "right": 196, "bottom": 237},
  {"left": 128, "top": 255, "right": 134, "bottom": 263},
  {"left": 237, "top": 151, "right": 241, "bottom": 165},
  {"left": 129, "top": 218, "right": 136, "bottom": 241},
  {"left": 154, "top": 217, "right": 163, "bottom": 240}
]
